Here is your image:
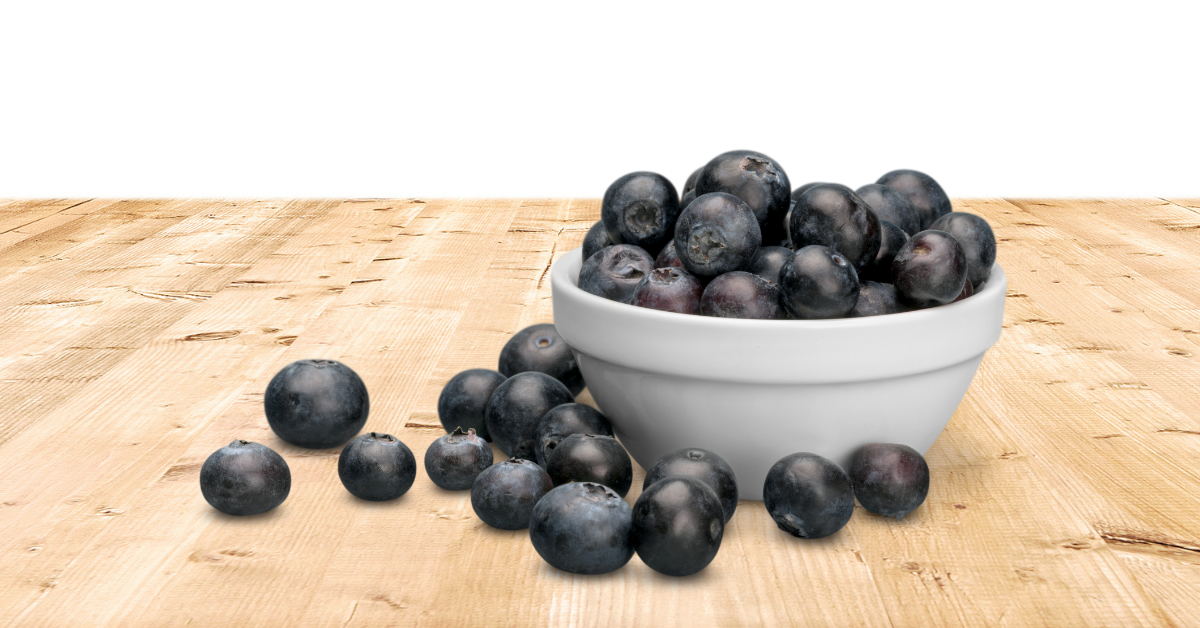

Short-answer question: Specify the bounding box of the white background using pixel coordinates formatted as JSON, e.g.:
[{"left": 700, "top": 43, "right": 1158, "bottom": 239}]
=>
[{"left": 1, "top": 0, "right": 1196, "bottom": 198}]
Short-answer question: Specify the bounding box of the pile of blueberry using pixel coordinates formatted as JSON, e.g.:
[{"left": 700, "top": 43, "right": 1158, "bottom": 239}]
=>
[{"left": 581, "top": 150, "right": 997, "bottom": 318}]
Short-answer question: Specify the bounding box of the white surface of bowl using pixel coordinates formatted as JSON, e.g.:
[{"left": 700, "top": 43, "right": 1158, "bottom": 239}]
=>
[{"left": 551, "top": 247, "right": 1006, "bottom": 501}]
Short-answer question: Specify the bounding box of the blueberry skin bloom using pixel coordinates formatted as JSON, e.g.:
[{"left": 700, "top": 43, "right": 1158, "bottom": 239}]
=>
[
  {"left": 790, "top": 183, "right": 882, "bottom": 272},
  {"left": 582, "top": 220, "right": 617, "bottom": 263},
  {"left": 529, "top": 482, "right": 635, "bottom": 575},
  {"left": 848, "top": 281, "right": 903, "bottom": 318},
  {"left": 643, "top": 448, "right": 739, "bottom": 524},
  {"left": 876, "top": 169, "right": 953, "bottom": 231},
  {"left": 695, "top": 150, "right": 792, "bottom": 246},
  {"left": 928, "top": 211, "right": 996, "bottom": 290},
  {"left": 855, "top": 183, "right": 922, "bottom": 236},
  {"left": 601, "top": 171, "right": 681, "bottom": 258},
  {"left": 699, "top": 271, "right": 784, "bottom": 320},
  {"left": 483, "top": 371, "right": 575, "bottom": 460},
  {"left": 654, "top": 240, "right": 686, "bottom": 270},
  {"left": 424, "top": 427, "right": 494, "bottom": 490},
  {"left": 338, "top": 432, "right": 417, "bottom": 501},
  {"left": 200, "top": 440, "right": 291, "bottom": 516},
  {"left": 849, "top": 443, "right": 930, "bottom": 521},
  {"left": 777, "top": 245, "right": 860, "bottom": 319},
  {"left": 535, "top": 403, "right": 614, "bottom": 468},
  {"left": 632, "top": 476, "right": 725, "bottom": 577},
  {"left": 498, "top": 323, "right": 584, "bottom": 397},
  {"left": 578, "top": 244, "right": 655, "bottom": 304},
  {"left": 891, "top": 230, "right": 968, "bottom": 309},
  {"left": 264, "top": 359, "right": 369, "bottom": 449},
  {"left": 747, "top": 245, "right": 793, "bottom": 285},
  {"left": 763, "top": 452, "right": 855, "bottom": 539},
  {"left": 437, "top": 368, "right": 506, "bottom": 441},
  {"left": 545, "top": 433, "right": 634, "bottom": 497},
  {"left": 471, "top": 458, "right": 554, "bottom": 530},
  {"left": 631, "top": 267, "right": 703, "bottom": 315},
  {"left": 673, "top": 192, "right": 762, "bottom": 279}
]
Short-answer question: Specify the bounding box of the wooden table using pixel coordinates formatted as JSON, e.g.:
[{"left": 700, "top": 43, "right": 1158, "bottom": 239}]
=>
[{"left": 1, "top": 197, "right": 1198, "bottom": 627}]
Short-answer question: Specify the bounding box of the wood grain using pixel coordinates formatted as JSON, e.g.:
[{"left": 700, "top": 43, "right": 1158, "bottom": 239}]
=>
[{"left": 0, "top": 198, "right": 1197, "bottom": 627}]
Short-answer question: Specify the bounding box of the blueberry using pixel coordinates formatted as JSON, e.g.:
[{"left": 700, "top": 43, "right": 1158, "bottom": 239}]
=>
[
  {"left": 876, "top": 169, "right": 952, "bottom": 231},
  {"left": 437, "top": 368, "right": 506, "bottom": 440},
  {"left": 695, "top": 150, "right": 792, "bottom": 245},
  {"left": 763, "top": 452, "right": 854, "bottom": 539},
  {"left": 483, "top": 372, "right": 575, "bottom": 460},
  {"left": 529, "top": 482, "right": 634, "bottom": 575},
  {"left": 859, "top": 220, "right": 910, "bottom": 283},
  {"left": 582, "top": 220, "right": 617, "bottom": 263},
  {"left": 786, "top": 182, "right": 829, "bottom": 248},
  {"left": 535, "top": 403, "right": 614, "bottom": 468},
  {"left": 791, "top": 182, "right": 829, "bottom": 203},
  {"left": 632, "top": 476, "right": 725, "bottom": 577},
  {"left": 891, "top": 230, "right": 968, "bottom": 309},
  {"left": 747, "top": 245, "right": 793, "bottom": 285},
  {"left": 848, "top": 443, "right": 930, "bottom": 520},
  {"left": 679, "top": 189, "right": 697, "bottom": 212},
  {"left": 545, "top": 433, "right": 633, "bottom": 497},
  {"left": 200, "top": 440, "right": 290, "bottom": 516},
  {"left": 951, "top": 276, "right": 974, "bottom": 303},
  {"left": 642, "top": 448, "right": 738, "bottom": 523},
  {"left": 601, "top": 171, "right": 681, "bottom": 257},
  {"left": 424, "top": 427, "right": 494, "bottom": 490},
  {"left": 789, "top": 184, "right": 881, "bottom": 272},
  {"left": 498, "top": 323, "right": 584, "bottom": 397},
  {"left": 848, "top": 281, "right": 903, "bottom": 318},
  {"left": 264, "top": 359, "right": 369, "bottom": 449},
  {"left": 578, "top": 243, "right": 655, "bottom": 304},
  {"left": 654, "top": 240, "right": 686, "bottom": 270},
  {"left": 471, "top": 458, "right": 554, "bottom": 530},
  {"left": 855, "top": 183, "right": 922, "bottom": 236},
  {"left": 673, "top": 192, "right": 762, "bottom": 279},
  {"left": 699, "top": 271, "right": 784, "bottom": 319},
  {"left": 631, "top": 267, "right": 703, "bottom": 315},
  {"left": 337, "top": 432, "right": 417, "bottom": 501},
  {"left": 682, "top": 167, "right": 702, "bottom": 198},
  {"left": 777, "top": 245, "right": 860, "bottom": 319},
  {"left": 928, "top": 211, "right": 996, "bottom": 290}
]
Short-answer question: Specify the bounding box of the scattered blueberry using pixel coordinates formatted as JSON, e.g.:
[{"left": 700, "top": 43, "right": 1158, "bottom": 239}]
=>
[
  {"left": 928, "top": 211, "right": 996, "bottom": 290},
  {"left": 859, "top": 220, "right": 910, "bottom": 283},
  {"left": 876, "top": 169, "right": 952, "bottom": 231},
  {"left": 471, "top": 458, "right": 554, "bottom": 530},
  {"left": 747, "top": 245, "right": 793, "bottom": 285},
  {"left": 582, "top": 220, "right": 617, "bottom": 263},
  {"left": 200, "top": 440, "right": 290, "bottom": 516},
  {"left": 425, "top": 427, "right": 494, "bottom": 490},
  {"left": 529, "top": 482, "right": 634, "bottom": 575},
  {"left": 631, "top": 267, "right": 704, "bottom": 315},
  {"left": 437, "top": 368, "right": 506, "bottom": 440},
  {"left": 848, "top": 443, "right": 930, "bottom": 520},
  {"left": 848, "top": 281, "right": 903, "bottom": 317},
  {"left": 632, "top": 476, "right": 725, "bottom": 577},
  {"left": 337, "top": 432, "right": 417, "bottom": 501},
  {"left": 643, "top": 448, "right": 739, "bottom": 523},
  {"left": 695, "top": 150, "right": 792, "bottom": 246},
  {"left": 855, "top": 183, "right": 922, "bottom": 236},
  {"left": 498, "top": 323, "right": 584, "bottom": 397},
  {"left": 535, "top": 403, "right": 614, "bottom": 468},
  {"left": 789, "top": 184, "right": 881, "bottom": 272},
  {"left": 777, "top": 245, "right": 860, "bottom": 319},
  {"left": 700, "top": 271, "right": 784, "bottom": 319},
  {"left": 762, "top": 452, "right": 855, "bottom": 539},
  {"left": 483, "top": 372, "right": 575, "bottom": 460},
  {"left": 264, "top": 359, "right": 369, "bottom": 449},
  {"left": 545, "top": 433, "right": 633, "bottom": 497},
  {"left": 601, "top": 171, "right": 681, "bottom": 257},
  {"left": 892, "top": 230, "right": 968, "bottom": 309},
  {"left": 578, "top": 243, "right": 655, "bottom": 304},
  {"left": 673, "top": 192, "right": 762, "bottom": 279}
]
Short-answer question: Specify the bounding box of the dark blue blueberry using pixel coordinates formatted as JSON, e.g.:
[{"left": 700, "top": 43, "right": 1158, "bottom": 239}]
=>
[
  {"left": 337, "top": 432, "right": 417, "bottom": 501},
  {"left": 892, "top": 230, "right": 968, "bottom": 309},
  {"left": 673, "top": 192, "right": 762, "bottom": 279},
  {"left": 631, "top": 267, "right": 703, "bottom": 315},
  {"left": 632, "top": 476, "right": 725, "bottom": 577},
  {"left": 498, "top": 323, "right": 583, "bottom": 397},
  {"left": 786, "top": 182, "right": 829, "bottom": 248},
  {"left": 578, "top": 243, "right": 655, "bottom": 304},
  {"left": 763, "top": 452, "right": 854, "bottom": 539},
  {"left": 928, "top": 211, "right": 996, "bottom": 290},
  {"left": 545, "top": 433, "right": 633, "bottom": 497},
  {"left": 424, "top": 427, "right": 494, "bottom": 490},
  {"left": 777, "top": 245, "right": 860, "bottom": 319},
  {"left": 264, "top": 359, "right": 369, "bottom": 449},
  {"left": 747, "top": 245, "right": 793, "bottom": 285},
  {"left": 876, "top": 169, "right": 952, "bottom": 231},
  {"left": 529, "top": 482, "right": 634, "bottom": 575},
  {"left": 790, "top": 184, "right": 881, "bottom": 272},
  {"left": 582, "top": 220, "right": 617, "bottom": 263},
  {"left": 849, "top": 443, "right": 930, "bottom": 521},
  {"left": 437, "top": 368, "right": 506, "bottom": 441},
  {"left": 200, "top": 440, "right": 290, "bottom": 516},
  {"left": 601, "top": 172, "right": 681, "bottom": 257},
  {"left": 859, "top": 220, "right": 910, "bottom": 283},
  {"left": 848, "top": 281, "right": 903, "bottom": 318},
  {"left": 654, "top": 240, "right": 686, "bottom": 270},
  {"left": 700, "top": 271, "right": 784, "bottom": 319},
  {"left": 855, "top": 183, "right": 922, "bottom": 236},
  {"left": 695, "top": 150, "right": 791, "bottom": 246},
  {"left": 471, "top": 458, "right": 553, "bottom": 530},
  {"left": 679, "top": 189, "right": 697, "bottom": 212},
  {"left": 483, "top": 372, "right": 575, "bottom": 460},
  {"left": 682, "top": 167, "right": 702, "bottom": 198},
  {"left": 791, "top": 182, "right": 829, "bottom": 203},
  {"left": 643, "top": 448, "right": 738, "bottom": 524},
  {"left": 535, "top": 403, "right": 614, "bottom": 468}
]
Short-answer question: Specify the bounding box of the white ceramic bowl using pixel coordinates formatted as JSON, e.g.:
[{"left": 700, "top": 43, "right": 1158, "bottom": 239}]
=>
[{"left": 550, "top": 247, "right": 1006, "bottom": 500}]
